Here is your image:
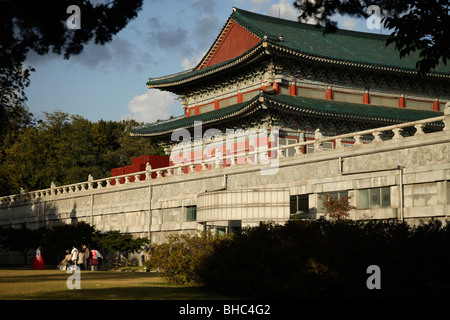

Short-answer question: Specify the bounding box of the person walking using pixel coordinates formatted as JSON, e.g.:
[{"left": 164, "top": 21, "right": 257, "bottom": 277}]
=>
[
  {"left": 60, "top": 250, "right": 72, "bottom": 270},
  {"left": 82, "top": 245, "right": 90, "bottom": 270},
  {"left": 89, "top": 249, "right": 103, "bottom": 271},
  {"left": 71, "top": 246, "right": 79, "bottom": 267},
  {"left": 77, "top": 247, "right": 85, "bottom": 269},
  {"left": 31, "top": 246, "right": 45, "bottom": 270}
]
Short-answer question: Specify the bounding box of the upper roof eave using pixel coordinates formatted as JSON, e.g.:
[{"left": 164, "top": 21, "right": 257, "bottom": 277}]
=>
[
  {"left": 146, "top": 41, "right": 266, "bottom": 89},
  {"left": 130, "top": 91, "right": 443, "bottom": 137},
  {"left": 147, "top": 8, "right": 449, "bottom": 90}
]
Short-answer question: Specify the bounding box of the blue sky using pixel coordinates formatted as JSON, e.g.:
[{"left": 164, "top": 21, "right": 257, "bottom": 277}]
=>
[{"left": 24, "top": 0, "right": 387, "bottom": 124}]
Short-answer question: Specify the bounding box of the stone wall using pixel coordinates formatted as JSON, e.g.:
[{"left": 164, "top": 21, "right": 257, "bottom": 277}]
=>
[{"left": 1, "top": 109, "right": 449, "bottom": 257}]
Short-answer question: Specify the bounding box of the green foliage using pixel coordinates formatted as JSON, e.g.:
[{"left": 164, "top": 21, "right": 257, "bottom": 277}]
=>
[
  {"left": 0, "top": 1, "right": 143, "bottom": 160},
  {"left": 145, "top": 232, "right": 232, "bottom": 286},
  {"left": 43, "top": 222, "right": 99, "bottom": 261},
  {"left": 0, "top": 111, "right": 162, "bottom": 196},
  {"left": 0, "top": 222, "right": 99, "bottom": 264},
  {"left": 151, "top": 219, "right": 450, "bottom": 299},
  {"left": 294, "top": 0, "right": 449, "bottom": 74},
  {"left": 318, "top": 193, "right": 356, "bottom": 221},
  {"left": 0, "top": 224, "right": 43, "bottom": 265},
  {"left": 98, "top": 230, "right": 149, "bottom": 267}
]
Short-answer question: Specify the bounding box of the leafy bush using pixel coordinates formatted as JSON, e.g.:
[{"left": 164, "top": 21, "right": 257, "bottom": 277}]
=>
[
  {"left": 143, "top": 219, "right": 450, "bottom": 299},
  {"left": 98, "top": 230, "right": 149, "bottom": 267},
  {"left": 145, "top": 232, "right": 232, "bottom": 286}
]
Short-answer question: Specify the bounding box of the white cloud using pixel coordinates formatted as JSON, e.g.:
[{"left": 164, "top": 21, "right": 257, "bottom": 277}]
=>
[
  {"left": 123, "top": 89, "right": 177, "bottom": 123},
  {"left": 266, "top": 0, "right": 299, "bottom": 21},
  {"left": 181, "top": 51, "right": 207, "bottom": 70},
  {"left": 250, "top": 0, "right": 270, "bottom": 10},
  {"left": 339, "top": 17, "right": 358, "bottom": 30}
]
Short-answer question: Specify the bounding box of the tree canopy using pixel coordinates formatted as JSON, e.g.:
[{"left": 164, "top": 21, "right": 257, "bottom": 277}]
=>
[
  {"left": 99, "top": 230, "right": 149, "bottom": 266},
  {"left": 0, "top": 0, "right": 143, "bottom": 144},
  {"left": 294, "top": 0, "right": 449, "bottom": 75},
  {"left": 0, "top": 0, "right": 143, "bottom": 69},
  {"left": 0, "top": 111, "right": 164, "bottom": 197}
]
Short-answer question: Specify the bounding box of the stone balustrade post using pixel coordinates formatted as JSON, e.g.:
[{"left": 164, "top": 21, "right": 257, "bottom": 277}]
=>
[
  {"left": 444, "top": 102, "right": 450, "bottom": 131},
  {"left": 414, "top": 124, "right": 425, "bottom": 136},
  {"left": 314, "top": 129, "right": 323, "bottom": 152},
  {"left": 353, "top": 135, "right": 362, "bottom": 146},
  {"left": 392, "top": 128, "right": 403, "bottom": 139},
  {"left": 372, "top": 132, "right": 383, "bottom": 142},
  {"left": 88, "top": 174, "right": 94, "bottom": 189},
  {"left": 145, "top": 163, "right": 152, "bottom": 180}
]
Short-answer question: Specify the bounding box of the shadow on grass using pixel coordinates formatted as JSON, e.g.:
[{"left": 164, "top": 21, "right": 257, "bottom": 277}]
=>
[
  {"left": 6, "top": 284, "right": 225, "bottom": 300},
  {"left": 0, "top": 270, "right": 159, "bottom": 284},
  {"left": 0, "top": 269, "right": 234, "bottom": 300}
]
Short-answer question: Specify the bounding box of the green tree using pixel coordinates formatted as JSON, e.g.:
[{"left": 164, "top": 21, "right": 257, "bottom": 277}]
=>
[
  {"left": 0, "top": 111, "right": 162, "bottom": 196},
  {"left": 43, "top": 222, "right": 99, "bottom": 263},
  {"left": 0, "top": 224, "right": 44, "bottom": 264},
  {"left": 0, "top": 0, "right": 143, "bottom": 141},
  {"left": 99, "top": 230, "right": 149, "bottom": 267},
  {"left": 318, "top": 193, "right": 356, "bottom": 221},
  {"left": 147, "top": 232, "right": 230, "bottom": 285},
  {"left": 294, "top": 0, "right": 449, "bottom": 74},
  {"left": 0, "top": 65, "right": 34, "bottom": 139}
]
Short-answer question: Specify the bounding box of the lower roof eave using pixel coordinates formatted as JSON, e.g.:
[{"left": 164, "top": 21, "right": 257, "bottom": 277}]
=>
[{"left": 130, "top": 92, "right": 444, "bottom": 138}]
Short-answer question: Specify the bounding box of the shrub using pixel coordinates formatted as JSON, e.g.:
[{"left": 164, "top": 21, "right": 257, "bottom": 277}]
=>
[
  {"left": 145, "top": 232, "right": 232, "bottom": 286},
  {"left": 319, "top": 193, "right": 356, "bottom": 221},
  {"left": 198, "top": 219, "right": 450, "bottom": 299},
  {"left": 145, "top": 219, "right": 450, "bottom": 299}
]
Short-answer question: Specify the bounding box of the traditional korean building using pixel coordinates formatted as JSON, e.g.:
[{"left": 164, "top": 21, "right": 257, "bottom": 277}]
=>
[
  {"left": 1, "top": 8, "right": 449, "bottom": 252},
  {"left": 131, "top": 7, "right": 448, "bottom": 166}
]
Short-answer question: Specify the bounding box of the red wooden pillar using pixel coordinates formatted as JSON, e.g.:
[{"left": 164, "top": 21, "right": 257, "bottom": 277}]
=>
[
  {"left": 214, "top": 98, "right": 219, "bottom": 110},
  {"left": 194, "top": 104, "right": 199, "bottom": 115},
  {"left": 433, "top": 98, "right": 439, "bottom": 111},
  {"left": 186, "top": 108, "right": 191, "bottom": 117},
  {"left": 289, "top": 81, "right": 297, "bottom": 96},
  {"left": 237, "top": 91, "right": 243, "bottom": 103},
  {"left": 326, "top": 86, "right": 333, "bottom": 100},
  {"left": 399, "top": 94, "right": 406, "bottom": 108},
  {"left": 363, "top": 90, "right": 370, "bottom": 104},
  {"left": 272, "top": 82, "right": 279, "bottom": 93}
]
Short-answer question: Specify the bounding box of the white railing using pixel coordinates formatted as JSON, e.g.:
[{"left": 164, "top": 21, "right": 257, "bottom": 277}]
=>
[{"left": 1, "top": 108, "right": 447, "bottom": 206}]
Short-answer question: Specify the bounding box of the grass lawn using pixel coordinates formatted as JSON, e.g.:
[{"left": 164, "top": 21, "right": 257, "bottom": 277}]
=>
[{"left": 0, "top": 268, "right": 230, "bottom": 300}]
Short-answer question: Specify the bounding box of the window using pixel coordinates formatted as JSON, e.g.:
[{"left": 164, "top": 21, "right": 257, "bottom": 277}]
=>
[
  {"left": 198, "top": 103, "right": 214, "bottom": 114},
  {"left": 317, "top": 191, "right": 349, "bottom": 212},
  {"left": 186, "top": 206, "right": 197, "bottom": 221},
  {"left": 279, "top": 85, "right": 290, "bottom": 95},
  {"left": 358, "top": 187, "right": 390, "bottom": 209},
  {"left": 279, "top": 138, "right": 297, "bottom": 157},
  {"left": 290, "top": 194, "right": 309, "bottom": 215}
]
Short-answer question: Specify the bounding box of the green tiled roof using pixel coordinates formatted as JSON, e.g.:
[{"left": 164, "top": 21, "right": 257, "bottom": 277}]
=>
[
  {"left": 147, "top": 8, "right": 449, "bottom": 88},
  {"left": 130, "top": 92, "right": 443, "bottom": 137},
  {"left": 146, "top": 42, "right": 266, "bottom": 87},
  {"left": 266, "top": 94, "right": 442, "bottom": 122},
  {"left": 231, "top": 8, "right": 449, "bottom": 74},
  {"left": 130, "top": 95, "right": 261, "bottom": 136}
]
